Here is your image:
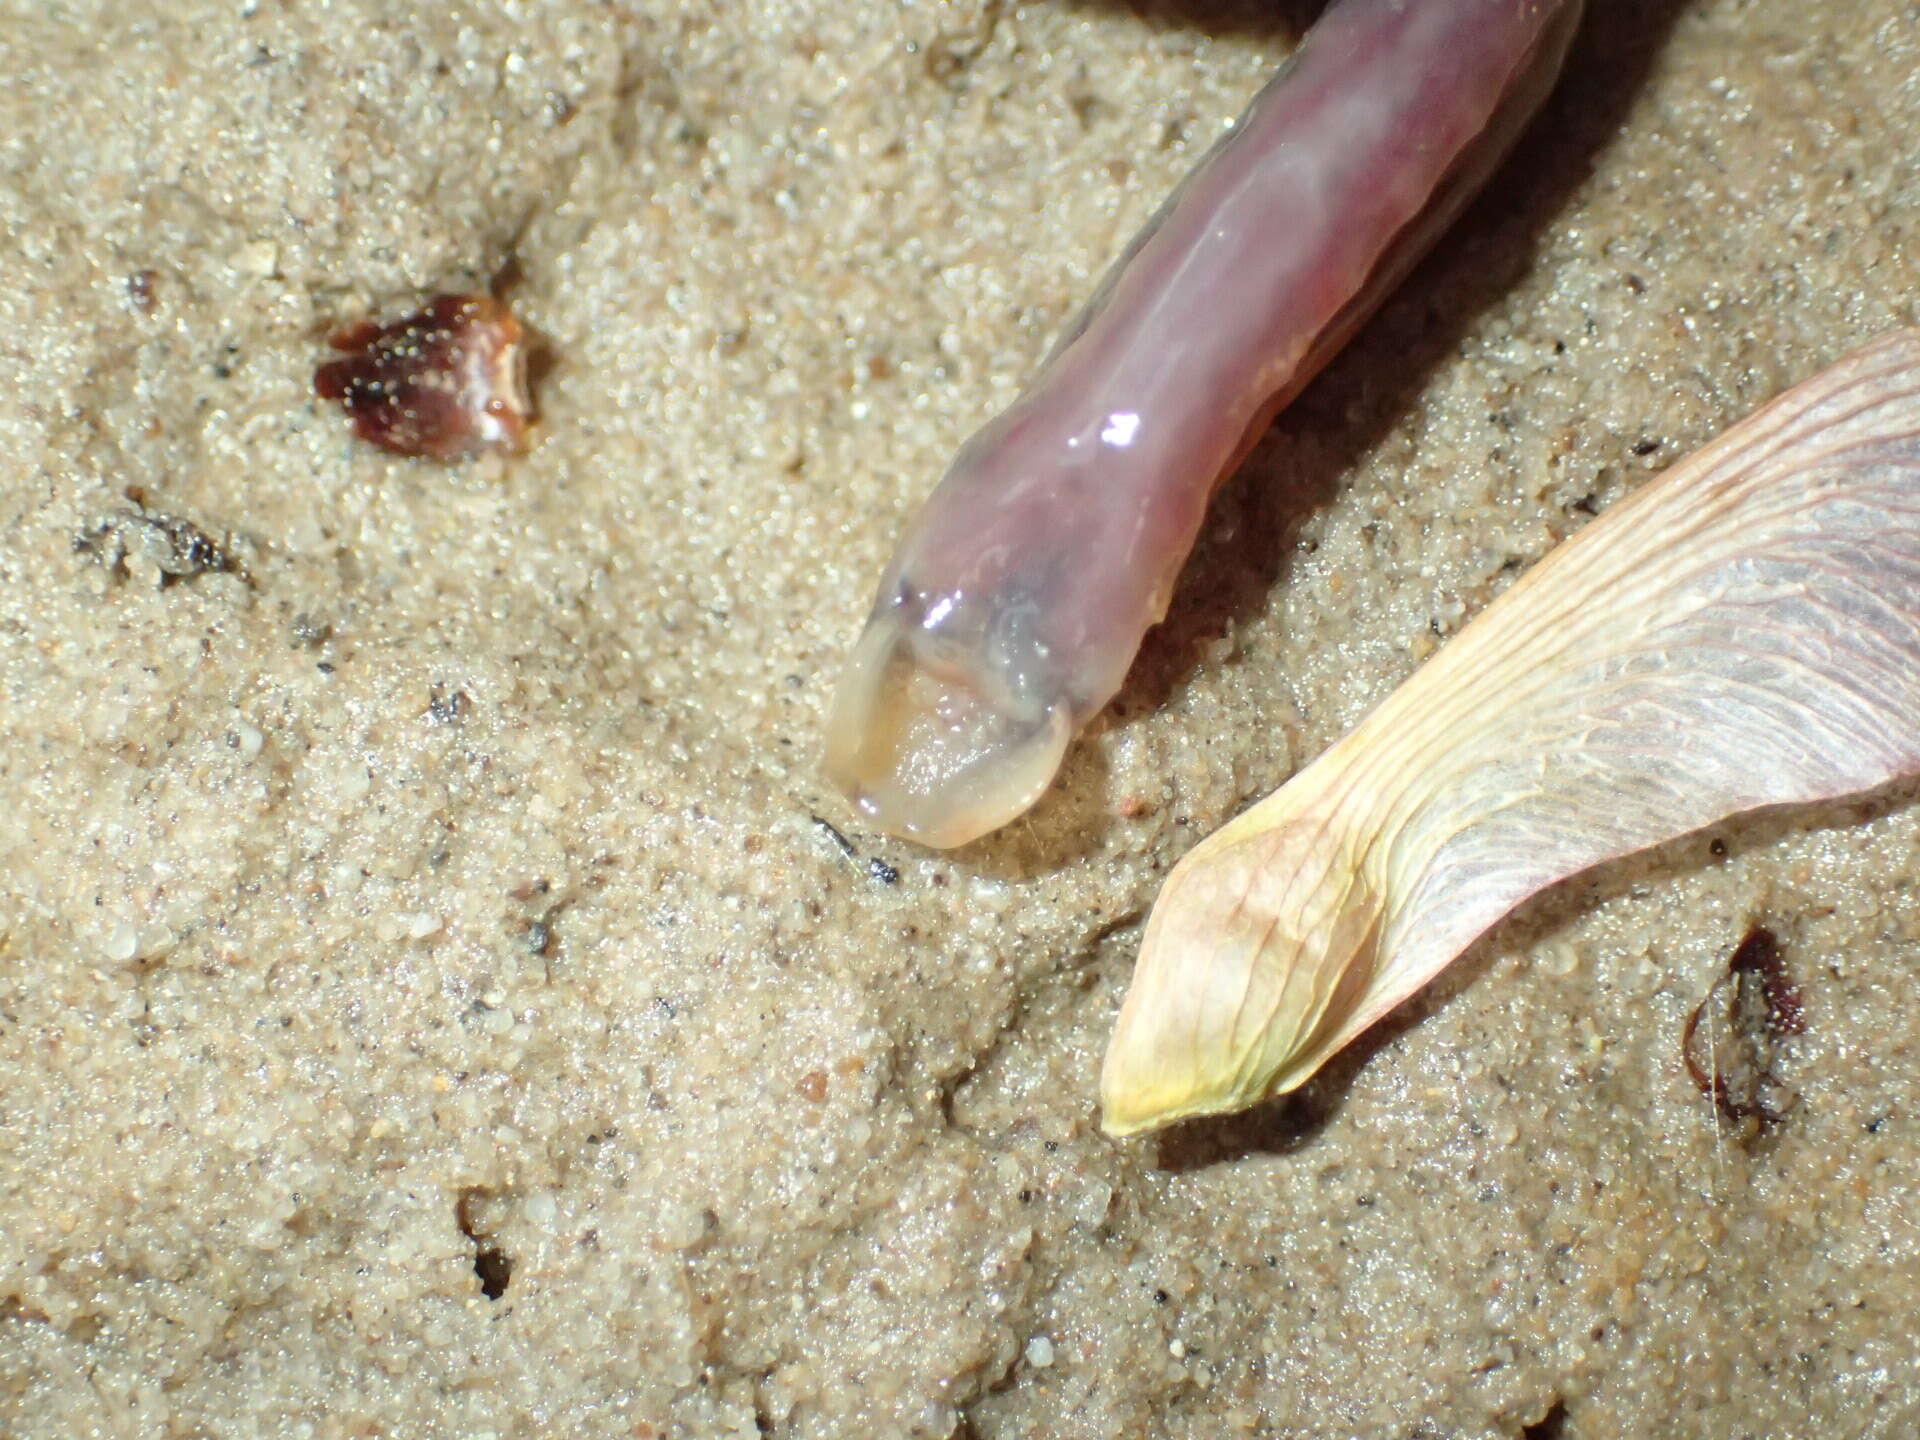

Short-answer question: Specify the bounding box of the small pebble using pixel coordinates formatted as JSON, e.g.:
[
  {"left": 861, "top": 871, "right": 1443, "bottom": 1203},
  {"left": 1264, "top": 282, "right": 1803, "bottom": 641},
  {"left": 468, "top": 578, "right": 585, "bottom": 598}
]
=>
[
  {"left": 229, "top": 240, "right": 279, "bottom": 277},
  {"left": 1024, "top": 1335, "right": 1055, "bottom": 1368},
  {"left": 403, "top": 912, "right": 443, "bottom": 940},
  {"left": 338, "top": 764, "right": 372, "bottom": 803}
]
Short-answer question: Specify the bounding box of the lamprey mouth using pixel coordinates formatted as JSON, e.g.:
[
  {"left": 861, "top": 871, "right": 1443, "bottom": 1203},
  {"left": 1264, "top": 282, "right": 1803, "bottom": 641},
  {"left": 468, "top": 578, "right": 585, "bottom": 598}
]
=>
[{"left": 823, "top": 607, "right": 1072, "bottom": 850}]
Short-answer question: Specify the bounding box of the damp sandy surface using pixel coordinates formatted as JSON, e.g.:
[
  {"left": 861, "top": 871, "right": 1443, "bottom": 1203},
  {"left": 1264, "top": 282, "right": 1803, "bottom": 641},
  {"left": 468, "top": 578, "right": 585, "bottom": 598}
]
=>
[{"left": 2, "top": 1, "right": 1918, "bottom": 1436}]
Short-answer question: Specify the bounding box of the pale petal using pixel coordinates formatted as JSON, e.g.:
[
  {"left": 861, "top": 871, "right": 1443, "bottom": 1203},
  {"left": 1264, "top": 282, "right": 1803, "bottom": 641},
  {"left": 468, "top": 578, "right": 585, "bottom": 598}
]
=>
[{"left": 1103, "top": 329, "right": 1920, "bottom": 1135}]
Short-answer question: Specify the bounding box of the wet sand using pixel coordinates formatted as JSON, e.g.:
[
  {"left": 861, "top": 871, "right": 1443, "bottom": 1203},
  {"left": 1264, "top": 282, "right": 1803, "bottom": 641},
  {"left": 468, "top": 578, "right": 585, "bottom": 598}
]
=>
[{"left": 2, "top": 1, "right": 1918, "bottom": 1435}]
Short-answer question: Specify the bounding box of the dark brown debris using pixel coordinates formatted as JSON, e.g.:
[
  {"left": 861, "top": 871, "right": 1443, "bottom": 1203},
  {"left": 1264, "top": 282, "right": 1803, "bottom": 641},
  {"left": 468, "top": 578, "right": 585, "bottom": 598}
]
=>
[
  {"left": 426, "top": 685, "right": 472, "bottom": 725},
  {"left": 74, "top": 503, "right": 248, "bottom": 588},
  {"left": 1683, "top": 926, "right": 1806, "bottom": 1133},
  {"left": 126, "top": 269, "right": 160, "bottom": 314},
  {"left": 811, "top": 814, "right": 900, "bottom": 885},
  {"left": 455, "top": 1187, "right": 514, "bottom": 1301}
]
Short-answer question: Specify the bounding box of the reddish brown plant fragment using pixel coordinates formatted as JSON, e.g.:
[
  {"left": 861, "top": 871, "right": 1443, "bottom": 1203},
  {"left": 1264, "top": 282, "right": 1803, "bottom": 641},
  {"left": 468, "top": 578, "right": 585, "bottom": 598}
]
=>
[
  {"left": 315, "top": 294, "right": 534, "bottom": 460},
  {"left": 1683, "top": 926, "right": 1806, "bottom": 1129}
]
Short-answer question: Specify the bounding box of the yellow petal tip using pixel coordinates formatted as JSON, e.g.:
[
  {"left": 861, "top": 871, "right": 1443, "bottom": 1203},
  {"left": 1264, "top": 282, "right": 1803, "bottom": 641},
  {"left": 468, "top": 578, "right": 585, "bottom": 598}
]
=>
[{"left": 1099, "top": 807, "right": 1385, "bottom": 1135}]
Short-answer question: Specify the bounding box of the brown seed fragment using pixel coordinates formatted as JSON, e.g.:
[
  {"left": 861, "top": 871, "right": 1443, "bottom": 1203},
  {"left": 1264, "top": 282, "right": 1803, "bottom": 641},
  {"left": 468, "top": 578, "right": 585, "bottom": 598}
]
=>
[
  {"left": 1683, "top": 926, "right": 1806, "bottom": 1131},
  {"left": 315, "top": 294, "right": 534, "bottom": 460}
]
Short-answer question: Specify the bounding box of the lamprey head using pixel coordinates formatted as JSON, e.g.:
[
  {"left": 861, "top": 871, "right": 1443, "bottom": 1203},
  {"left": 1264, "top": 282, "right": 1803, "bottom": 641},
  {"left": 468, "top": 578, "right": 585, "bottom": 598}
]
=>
[{"left": 822, "top": 589, "right": 1074, "bottom": 850}]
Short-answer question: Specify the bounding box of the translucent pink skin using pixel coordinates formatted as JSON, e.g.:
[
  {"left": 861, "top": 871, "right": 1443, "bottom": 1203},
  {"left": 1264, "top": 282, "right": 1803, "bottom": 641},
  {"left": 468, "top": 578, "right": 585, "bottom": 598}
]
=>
[{"left": 825, "top": 0, "right": 1586, "bottom": 849}]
